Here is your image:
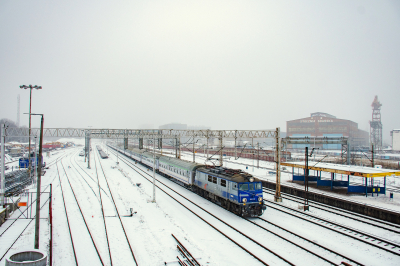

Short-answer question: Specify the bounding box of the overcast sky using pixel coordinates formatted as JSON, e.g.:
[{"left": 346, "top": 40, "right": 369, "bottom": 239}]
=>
[{"left": 1, "top": 0, "right": 399, "bottom": 142}]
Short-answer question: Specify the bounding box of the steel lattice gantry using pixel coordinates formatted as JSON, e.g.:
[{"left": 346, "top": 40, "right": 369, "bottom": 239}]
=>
[{"left": 1, "top": 127, "right": 283, "bottom": 202}]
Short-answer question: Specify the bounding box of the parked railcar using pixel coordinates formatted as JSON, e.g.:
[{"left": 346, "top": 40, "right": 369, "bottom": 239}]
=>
[
  {"left": 99, "top": 150, "right": 109, "bottom": 159},
  {"left": 193, "top": 167, "right": 265, "bottom": 217},
  {"left": 96, "top": 145, "right": 102, "bottom": 151}
]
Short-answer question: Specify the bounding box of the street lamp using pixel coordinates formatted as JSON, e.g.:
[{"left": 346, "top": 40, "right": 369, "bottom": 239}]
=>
[{"left": 20, "top": 85, "right": 42, "bottom": 179}]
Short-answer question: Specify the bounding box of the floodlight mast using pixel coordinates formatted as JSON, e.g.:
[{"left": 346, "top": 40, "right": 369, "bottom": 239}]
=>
[{"left": 20, "top": 85, "right": 42, "bottom": 179}]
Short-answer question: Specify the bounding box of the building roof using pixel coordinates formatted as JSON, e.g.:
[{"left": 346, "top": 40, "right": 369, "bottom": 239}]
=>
[{"left": 281, "top": 161, "right": 400, "bottom": 178}]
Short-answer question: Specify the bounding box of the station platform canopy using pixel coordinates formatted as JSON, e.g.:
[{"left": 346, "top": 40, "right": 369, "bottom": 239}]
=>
[{"left": 281, "top": 162, "right": 400, "bottom": 178}]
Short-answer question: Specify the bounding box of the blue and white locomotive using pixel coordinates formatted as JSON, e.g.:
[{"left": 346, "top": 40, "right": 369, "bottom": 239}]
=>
[{"left": 112, "top": 146, "right": 266, "bottom": 217}]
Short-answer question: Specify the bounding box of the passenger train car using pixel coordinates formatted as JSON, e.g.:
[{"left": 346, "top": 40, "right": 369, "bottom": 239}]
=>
[{"left": 110, "top": 146, "right": 265, "bottom": 217}]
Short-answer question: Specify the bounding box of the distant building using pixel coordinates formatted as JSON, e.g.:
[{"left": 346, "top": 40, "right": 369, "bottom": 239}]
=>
[
  {"left": 391, "top": 129, "right": 400, "bottom": 151},
  {"left": 286, "top": 112, "right": 369, "bottom": 149}
]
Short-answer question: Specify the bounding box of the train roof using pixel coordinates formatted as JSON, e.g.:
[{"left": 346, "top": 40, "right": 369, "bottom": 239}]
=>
[
  {"left": 128, "top": 148, "right": 145, "bottom": 154},
  {"left": 159, "top": 156, "right": 203, "bottom": 171},
  {"left": 197, "top": 166, "right": 258, "bottom": 183},
  {"left": 142, "top": 151, "right": 161, "bottom": 159}
]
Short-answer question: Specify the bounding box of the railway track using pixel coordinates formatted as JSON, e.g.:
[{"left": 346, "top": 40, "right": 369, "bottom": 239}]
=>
[
  {"left": 56, "top": 157, "right": 105, "bottom": 265},
  {"left": 109, "top": 146, "right": 361, "bottom": 265},
  {"left": 263, "top": 187, "right": 400, "bottom": 234},
  {"left": 0, "top": 150, "right": 73, "bottom": 263},
  {"left": 263, "top": 198, "right": 400, "bottom": 257},
  {"left": 93, "top": 147, "right": 138, "bottom": 266}
]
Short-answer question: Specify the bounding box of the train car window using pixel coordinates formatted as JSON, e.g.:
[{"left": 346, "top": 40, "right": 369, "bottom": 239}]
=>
[
  {"left": 232, "top": 183, "right": 238, "bottom": 190},
  {"left": 221, "top": 179, "right": 226, "bottom": 187},
  {"left": 249, "top": 183, "right": 254, "bottom": 190},
  {"left": 255, "top": 183, "right": 262, "bottom": 190},
  {"left": 239, "top": 183, "right": 248, "bottom": 190},
  {"left": 208, "top": 175, "right": 212, "bottom": 182},
  {"left": 212, "top": 176, "right": 217, "bottom": 184}
]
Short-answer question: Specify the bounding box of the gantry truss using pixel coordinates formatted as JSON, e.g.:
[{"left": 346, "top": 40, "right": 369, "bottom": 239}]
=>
[
  {"left": 3, "top": 128, "right": 278, "bottom": 139},
  {"left": 1, "top": 127, "right": 282, "bottom": 202}
]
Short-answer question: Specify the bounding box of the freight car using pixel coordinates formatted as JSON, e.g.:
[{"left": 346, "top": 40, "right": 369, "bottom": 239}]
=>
[
  {"left": 99, "top": 150, "right": 108, "bottom": 159},
  {"left": 111, "top": 146, "right": 265, "bottom": 217}
]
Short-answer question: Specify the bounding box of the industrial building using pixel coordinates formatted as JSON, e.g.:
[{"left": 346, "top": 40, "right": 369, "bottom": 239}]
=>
[
  {"left": 391, "top": 129, "right": 400, "bottom": 151},
  {"left": 286, "top": 112, "right": 369, "bottom": 149}
]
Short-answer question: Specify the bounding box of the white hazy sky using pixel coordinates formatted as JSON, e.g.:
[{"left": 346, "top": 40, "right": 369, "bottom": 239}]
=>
[{"left": 1, "top": 1, "right": 399, "bottom": 142}]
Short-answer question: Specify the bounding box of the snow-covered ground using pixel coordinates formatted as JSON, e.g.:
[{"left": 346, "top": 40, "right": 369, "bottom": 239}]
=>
[{"left": 1, "top": 143, "right": 400, "bottom": 265}]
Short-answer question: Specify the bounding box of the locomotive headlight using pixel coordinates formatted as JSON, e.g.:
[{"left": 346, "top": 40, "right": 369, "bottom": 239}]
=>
[
  {"left": 242, "top": 198, "right": 247, "bottom": 203},
  {"left": 258, "top": 197, "right": 262, "bottom": 202},
  {"left": 249, "top": 177, "right": 254, "bottom": 182}
]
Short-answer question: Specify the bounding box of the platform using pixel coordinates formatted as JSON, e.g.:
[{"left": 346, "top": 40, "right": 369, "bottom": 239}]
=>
[{"left": 281, "top": 162, "right": 400, "bottom": 197}]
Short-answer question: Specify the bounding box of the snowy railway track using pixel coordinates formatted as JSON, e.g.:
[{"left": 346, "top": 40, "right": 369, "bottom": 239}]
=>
[
  {"left": 264, "top": 199, "right": 400, "bottom": 257},
  {"left": 93, "top": 149, "right": 138, "bottom": 266},
  {"left": 56, "top": 160, "right": 105, "bottom": 265},
  {"left": 263, "top": 187, "right": 400, "bottom": 233},
  {"left": 109, "top": 147, "right": 357, "bottom": 266}
]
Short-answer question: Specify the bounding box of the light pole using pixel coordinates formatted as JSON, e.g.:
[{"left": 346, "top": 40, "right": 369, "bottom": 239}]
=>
[
  {"left": 25, "top": 113, "right": 44, "bottom": 249},
  {"left": 20, "top": 85, "right": 42, "bottom": 179}
]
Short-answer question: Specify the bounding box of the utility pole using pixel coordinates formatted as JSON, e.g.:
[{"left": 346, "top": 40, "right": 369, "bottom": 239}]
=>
[
  {"left": 20, "top": 85, "right": 42, "bottom": 181},
  {"left": 193, "top": 133, "right": 195, "bottom": 163},
  {"left": 1, "top": 124, "right": 5, "bottom": 207},
  {"left": 152, "top": 135, "right": 156, "bottom": 203},
  {"left": 257, "top": 142, "right": 259, "bottom": 168},
  {"left": 304, "top": 147, "right": 309, "bottom": 211},
  {"left": 371, "top": 143, "right": 374, "bottom": 167},
  {"left": 33, "top": 114, "right": 44, "bottom": 249},
  {"left": 274, "top": 127, "right": 282, "bottom": 202}
]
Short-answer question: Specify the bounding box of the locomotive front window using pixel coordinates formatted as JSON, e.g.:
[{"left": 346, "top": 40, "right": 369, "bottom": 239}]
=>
[
  {"left": 239, "top": 184, "right": 248, "bottom": 190},
  {"left": 249, "top": 183, "right": 254, "bottom": 191},
  {"left": 255, "top": 183, "right": 262, "bottom": 190}
]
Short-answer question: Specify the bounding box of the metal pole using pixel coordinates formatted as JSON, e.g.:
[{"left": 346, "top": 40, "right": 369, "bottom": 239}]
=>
[
  {"left": 274, "top": 127, "right": 282, "bottom": 202},
  {"left": 152, "top": 135, "right": 156, "bottom": 202},
  {"left": 371, "top": 143, "right": 374, "bottom": 167},
  {"left": 1, "top": 124, "right": 5, "bottom": 206},
  {"left": 193, "top": 133, "right": 195, "bottom": 163},
  {"left": 34, "top": 136, "right": 37, "bottom": 186},
  {"left": 88, "top": 131, "right": 91, "bottom": 169},
  {"left": 304, "top": 146, "right": 309, "bottom": 210},
  {"left": 252, "top": 138, "right": 254, "bottom": 172},
  {"left": 34, "top": 115, "right": 44, "bottom": 249},
  {"left": 257, "top": 142, "right": 259, "bottom": 168},
  {"left": 28, "top": 88, "right": 32, "bottom": 180},
  {"left": 50, "top": 183, "right": 52, "bottom": 266},
  {"left": 206, "top": 136, "right": 209, "bottom": 161},
  {"left": 219, "top": 134, "right": 223, "bottom": 167},
  {"left": 234, "top": 133, "right": 237, "bottom": 159}
]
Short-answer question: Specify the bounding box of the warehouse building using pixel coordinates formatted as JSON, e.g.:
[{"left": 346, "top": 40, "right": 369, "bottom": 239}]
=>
[{"left": 286, "top": 112, "right": 369, "bottom": 149}]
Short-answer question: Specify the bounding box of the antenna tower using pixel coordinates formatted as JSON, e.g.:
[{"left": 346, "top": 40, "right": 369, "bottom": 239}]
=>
[
  {"left": 370, "top": 95, "right": 382, "bottom": 149},
  {"left": 17, "top": 94, "right": 20, "bottom": 127}
]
